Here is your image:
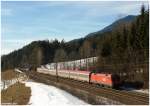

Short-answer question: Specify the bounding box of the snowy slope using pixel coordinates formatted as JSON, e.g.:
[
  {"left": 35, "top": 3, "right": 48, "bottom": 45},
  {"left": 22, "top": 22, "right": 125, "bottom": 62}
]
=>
[{"left": 25, "top": 81, "right": 89, "bottom": 106}]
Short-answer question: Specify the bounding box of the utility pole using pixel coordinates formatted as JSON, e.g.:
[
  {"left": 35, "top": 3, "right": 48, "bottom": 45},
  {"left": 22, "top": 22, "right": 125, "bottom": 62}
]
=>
[
  {"left": 86, "top": 57, "right": 89, "bottom": 71},
  {"left": 56, "top": 62, "right": 58, "bottom": 82}
]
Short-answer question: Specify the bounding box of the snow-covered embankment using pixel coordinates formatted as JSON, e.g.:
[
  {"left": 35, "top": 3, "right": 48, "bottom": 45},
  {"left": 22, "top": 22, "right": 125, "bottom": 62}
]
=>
[{"left": 25, "top": 81, "right": 88, "bottom": 106}]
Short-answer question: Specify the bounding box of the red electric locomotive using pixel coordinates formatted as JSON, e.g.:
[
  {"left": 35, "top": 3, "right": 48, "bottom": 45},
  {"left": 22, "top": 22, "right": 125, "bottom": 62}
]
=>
[{"left": 89, "top": 72, "right": 121, "bottom": 88}]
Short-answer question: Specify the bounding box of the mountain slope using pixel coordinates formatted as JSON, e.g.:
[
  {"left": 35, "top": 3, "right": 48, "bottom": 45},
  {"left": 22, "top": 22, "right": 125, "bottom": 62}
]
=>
[{"left": 85, "top": 15, "right": 136, "bottom": 38}]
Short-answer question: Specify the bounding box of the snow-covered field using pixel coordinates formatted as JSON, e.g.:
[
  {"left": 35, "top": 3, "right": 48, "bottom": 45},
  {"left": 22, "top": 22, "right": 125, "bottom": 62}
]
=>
[{"left": 25, "top": 81, "right": 89, "bottom": 106}]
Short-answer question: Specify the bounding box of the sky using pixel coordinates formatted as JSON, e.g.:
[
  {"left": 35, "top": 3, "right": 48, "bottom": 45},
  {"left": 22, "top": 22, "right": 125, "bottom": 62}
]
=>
[{"left": 1, "top": 1, "right": 148, "bottom": 55}]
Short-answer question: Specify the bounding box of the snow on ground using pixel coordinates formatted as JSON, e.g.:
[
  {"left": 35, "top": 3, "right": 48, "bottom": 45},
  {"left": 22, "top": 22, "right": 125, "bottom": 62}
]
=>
[
  {"left": 133, "top": 89, "right": 149, "bottom": 94},
  {"left": 25, "top": 81, "right": 89, "bottom": 106},
  {"left": 1, "top": 79, "right": 18, "bottom": 90},
  {"left": 120, "top": 86, "right": 149, "bottom": 94},
  {"left": 14, "top": 68, "right": 23, "bottom": 73}
]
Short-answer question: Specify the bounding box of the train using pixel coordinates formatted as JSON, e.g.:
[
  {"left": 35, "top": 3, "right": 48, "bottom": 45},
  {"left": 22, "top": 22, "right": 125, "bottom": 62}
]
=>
[{"left": 37, "top": 57, "right": 121, "bottom": 88}]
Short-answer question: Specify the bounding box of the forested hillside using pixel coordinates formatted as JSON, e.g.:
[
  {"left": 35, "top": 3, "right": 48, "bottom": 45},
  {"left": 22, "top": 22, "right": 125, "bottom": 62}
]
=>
[{"left": 2, "top": 5, "right": 149, "bottom": 80}]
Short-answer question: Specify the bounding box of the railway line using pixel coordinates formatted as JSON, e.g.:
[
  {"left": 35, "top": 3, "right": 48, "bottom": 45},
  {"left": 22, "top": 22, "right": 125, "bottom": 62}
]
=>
[
  {"left": 28, "top": 71, "right": 149, "bottom": 105},
  {"left": 65, "top": 78, "right": 148, "bottom": 102},
  {"left": 54, "top": 77, "right": 149, "bottom": 104}
]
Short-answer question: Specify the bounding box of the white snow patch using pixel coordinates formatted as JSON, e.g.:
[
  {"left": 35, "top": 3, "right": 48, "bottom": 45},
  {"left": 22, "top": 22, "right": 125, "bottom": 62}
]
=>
[
  {"left": 1, "top": 79, "right": 18, "bottom": 90},
  {"left": 14, "top": 68, "right": 23, "bottom": 73},
  {"left": 120, "top": 86, "right": 149, "bottom": 94},
  {"left": 132, "top": 89, "right": 149, "bottom": 94},
  {"left": 25, "top": 81, "right": 89, "bottom": 106}
]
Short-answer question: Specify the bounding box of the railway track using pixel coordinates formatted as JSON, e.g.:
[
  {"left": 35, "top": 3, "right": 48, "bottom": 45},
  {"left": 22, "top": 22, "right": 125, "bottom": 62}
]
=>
[
  {"left": 68, "top": 78, "right": 148, "bottom": 100},
  {"left": 35, "top": 72, "right": 149, "bottom": 101},
  {"left": 57, "top": 77, "right": 149, "bottom": 104},
  {"left": 28, "top": 71, "right": 149, "bottom": 105},
  {"left": 105, "top": 87, "right": 148, "bottom": 100}
]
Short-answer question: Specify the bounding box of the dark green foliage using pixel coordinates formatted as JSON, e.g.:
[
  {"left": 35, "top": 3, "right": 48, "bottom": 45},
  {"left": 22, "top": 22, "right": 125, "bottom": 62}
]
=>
[
  {"left": 54, "top": 48, "right": 67, "bottom": 62},
  {"left": 101, "top": 41, "right": 112, "bottom": 57}
]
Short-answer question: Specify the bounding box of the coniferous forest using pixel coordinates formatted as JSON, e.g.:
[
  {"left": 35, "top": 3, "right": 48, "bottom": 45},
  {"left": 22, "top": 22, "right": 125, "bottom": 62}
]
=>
[{"left": 1, "top": 5, "right": 149, "bottom": 88}]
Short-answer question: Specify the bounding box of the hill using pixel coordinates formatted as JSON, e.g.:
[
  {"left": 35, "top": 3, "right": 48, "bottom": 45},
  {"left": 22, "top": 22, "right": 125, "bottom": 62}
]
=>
[{"left": 85, "top": 15, "right": 136, "bottom": 38}]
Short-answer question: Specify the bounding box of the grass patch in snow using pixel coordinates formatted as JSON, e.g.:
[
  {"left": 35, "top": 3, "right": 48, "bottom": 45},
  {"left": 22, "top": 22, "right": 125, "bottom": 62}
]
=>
[
  {"left": 1, "top": 82, "right": 31, "bottom": 105},
  {"left": 1, "top": 69, "right": 19, "bottom": 80}
]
